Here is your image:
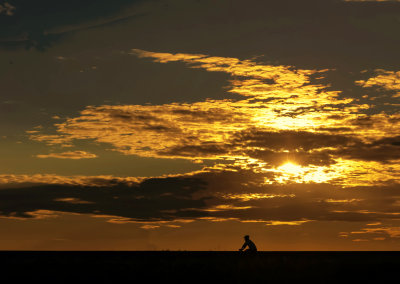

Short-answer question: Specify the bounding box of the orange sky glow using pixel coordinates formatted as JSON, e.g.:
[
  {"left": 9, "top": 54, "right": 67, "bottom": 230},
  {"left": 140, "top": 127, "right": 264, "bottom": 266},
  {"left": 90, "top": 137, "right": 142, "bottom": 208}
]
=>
[{"left": 2, "top": 0, "right": 400, "bottom": 250}]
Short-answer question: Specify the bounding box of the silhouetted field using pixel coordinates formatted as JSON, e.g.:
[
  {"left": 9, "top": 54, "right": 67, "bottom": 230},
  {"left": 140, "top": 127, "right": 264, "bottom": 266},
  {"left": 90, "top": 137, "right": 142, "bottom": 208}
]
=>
[{"left": 1, "top": 251, "right": 399, "bottom": 283}]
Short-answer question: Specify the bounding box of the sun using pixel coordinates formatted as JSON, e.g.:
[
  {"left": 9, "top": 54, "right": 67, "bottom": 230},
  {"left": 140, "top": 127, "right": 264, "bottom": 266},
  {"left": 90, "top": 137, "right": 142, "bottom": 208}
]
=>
[
  {"left": 271, "top": 161, "right": 333, "bottom": 184},
  {"left": 278, "top": 162, "right": 303, "bottom": 175}
]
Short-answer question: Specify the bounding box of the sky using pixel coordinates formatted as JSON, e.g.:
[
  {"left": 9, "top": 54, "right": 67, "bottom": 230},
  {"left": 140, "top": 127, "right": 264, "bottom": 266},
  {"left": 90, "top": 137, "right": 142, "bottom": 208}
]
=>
[{"left": 1, "top": 0, "right": 400, "bottom": 250}]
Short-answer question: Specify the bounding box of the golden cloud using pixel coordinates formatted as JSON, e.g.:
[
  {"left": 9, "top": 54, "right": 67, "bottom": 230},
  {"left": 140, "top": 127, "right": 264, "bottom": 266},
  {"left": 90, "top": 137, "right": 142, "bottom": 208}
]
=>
[
  {"left": 356, "top": 69, "right": 400, "bottom": 98},
  {"left": 36, "top": 151, "right": 97, "bottom": 159},
  {"left": 346, "top": 226, "right": 400, "bottom": 241},
  {"left": 0, "top": 174, "right": 140, "bottom": 188},
  {"left": 54, "top": 197, "right": 94, "bottom": 204},
  {"left": 265, "top": 220, "right": 310, "bottom": 226},
  {"left": 28, "top": 50, "right": 400, "bottom": 187}
]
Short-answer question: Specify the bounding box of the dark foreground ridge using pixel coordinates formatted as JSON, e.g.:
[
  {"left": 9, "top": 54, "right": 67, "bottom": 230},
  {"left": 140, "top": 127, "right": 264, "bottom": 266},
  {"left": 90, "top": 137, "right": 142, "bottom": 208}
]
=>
[{"left": 2, "top": 251, "right": 399, "bottom": 283}]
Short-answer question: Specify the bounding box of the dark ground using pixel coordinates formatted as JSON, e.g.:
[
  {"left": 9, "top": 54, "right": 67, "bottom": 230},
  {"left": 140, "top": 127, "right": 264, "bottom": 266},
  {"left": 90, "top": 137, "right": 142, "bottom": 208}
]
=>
[{"left": 1, "top": 251, "right": 399, "bottom": 283}]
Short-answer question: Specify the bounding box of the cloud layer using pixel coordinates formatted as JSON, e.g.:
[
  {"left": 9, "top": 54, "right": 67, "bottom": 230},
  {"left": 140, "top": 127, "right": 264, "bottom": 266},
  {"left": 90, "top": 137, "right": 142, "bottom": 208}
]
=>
[
  {"left": 29, "top": 50, "right": 400, "bottom": 187},
  {"left": 1, "top": 168, "right": 400, "bottom": 243}
]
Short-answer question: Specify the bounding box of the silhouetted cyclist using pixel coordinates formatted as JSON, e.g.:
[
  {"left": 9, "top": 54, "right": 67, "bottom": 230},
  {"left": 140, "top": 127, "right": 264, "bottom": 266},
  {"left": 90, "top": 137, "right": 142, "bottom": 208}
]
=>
[{"left": 239, "top": 235, "right": 257, "bottom": 252}]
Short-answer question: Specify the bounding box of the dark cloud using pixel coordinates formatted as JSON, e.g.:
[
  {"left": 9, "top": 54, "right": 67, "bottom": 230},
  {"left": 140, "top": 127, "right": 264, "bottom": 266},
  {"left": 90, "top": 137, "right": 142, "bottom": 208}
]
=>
[
  {"left": 2, "top": 169, "right": 400, "bottom": 225},
  {"left": 157, "top": 144, "right": 229, "bottom": 158},
  {"left": 332, "top": 144, "right": 400, "bottom": 163},
  {"left": 228, "top": 129, "right": 356, "bottom": 166},
  {"left": 0, "top": 0, "right": 144, "bottom": 50},
  {"left": 0, "top": 176, "right": 209, "bottom": 221},
  {"left": 233, "top": 130, "right": 400, "bottom": 165},
  {"left": 244, "top": 148, "right": 335, "bottom": 166},
  {"left": 326, "top": 135, "right": 400, "bottom": 163},
  {"left": 2, "top": 0, "right": 400, "bottom": 70},
  {"left": 209, "top": 182, "right": 400, "bottom": 223},
  {"left": 234, "top": 129, "right": 353, "bottom": 151}
]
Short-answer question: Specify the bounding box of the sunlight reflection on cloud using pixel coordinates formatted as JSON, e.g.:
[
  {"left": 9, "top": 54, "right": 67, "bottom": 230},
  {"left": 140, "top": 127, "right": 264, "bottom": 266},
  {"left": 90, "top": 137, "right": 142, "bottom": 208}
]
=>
[{"left": 28, "top": 49, "right": 400, "bottom": 187}]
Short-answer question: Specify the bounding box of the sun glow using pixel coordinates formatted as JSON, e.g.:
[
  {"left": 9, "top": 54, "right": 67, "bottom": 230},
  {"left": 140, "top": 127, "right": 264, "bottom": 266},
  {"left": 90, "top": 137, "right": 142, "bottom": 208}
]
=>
[
  {"left": 267, "top": 162, "right": 334, "bottom": 184},
  {"left": 279, "top": 162, "right": 303, "bottom": 175}
]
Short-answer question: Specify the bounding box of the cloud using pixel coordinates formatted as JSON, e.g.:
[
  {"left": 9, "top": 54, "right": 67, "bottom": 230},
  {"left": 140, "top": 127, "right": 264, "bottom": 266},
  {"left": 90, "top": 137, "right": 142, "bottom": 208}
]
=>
[
  {"left": 130, "top": 49, "right": 318, "bottom": 89},
  {"left": 0, "top": 173, "right": 210, "bottom": 221},
  {"left": 0, "top": 0, "right": 146, "bottom": 50},
  {"left": 140, "top": 224, "right": 160, "bottom": 229},
  {"left": 341, "top": 225, "right": 400, "bottom": 242},
  {"left": 31, "top": 50, "right": 350, "bottom": 160},
  {"left": 54, "top": 197, "right": 94, "bottom": 204},
  {"left": 35, "top": 151, "right": 97, "bottom": 159},
  {"left": 0, "top": 2, "right": 15, "bottom": 16},
  {"left": 2, "top": 169, "right": 400, "bottom": 227},
  {"left": 28, "top": 50, "right": 400, "bottom": 188},
  {"left": 356, "top": 69, "right": 400, "bottom": 97},
  {"left": 0, "top": 174, "right": 140, "bottom": 188},
  {"left": 28, "top": 134, "right": 74, "bottom": 147},
  {"left": 265, "top": 220, "right": 310, "bottom": 226}
]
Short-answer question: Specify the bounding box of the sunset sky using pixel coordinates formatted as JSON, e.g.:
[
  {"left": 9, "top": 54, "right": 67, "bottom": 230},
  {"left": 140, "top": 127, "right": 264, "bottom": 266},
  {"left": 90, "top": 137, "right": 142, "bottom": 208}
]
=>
[{"left": 2, "top": 0, "right": 400, "bottom": 250}]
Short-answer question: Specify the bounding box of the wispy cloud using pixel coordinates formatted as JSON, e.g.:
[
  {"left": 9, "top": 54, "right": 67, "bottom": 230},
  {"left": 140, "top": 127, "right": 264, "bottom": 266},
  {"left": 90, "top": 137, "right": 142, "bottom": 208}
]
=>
[
  {"left": 35, "top": 151, "right": 97, "bottom": 159},
  {"left": 0, "top": 174, "right": 140, "bottom": 188},
  {"left": 342, "top": 225, "right": 400, "bottom": 242},
  {"left": 54, "top": 197, "right": 94, "bottom": 204},
  {"left": 265, "top": 220, "right": 310, "bottom": 226}
]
